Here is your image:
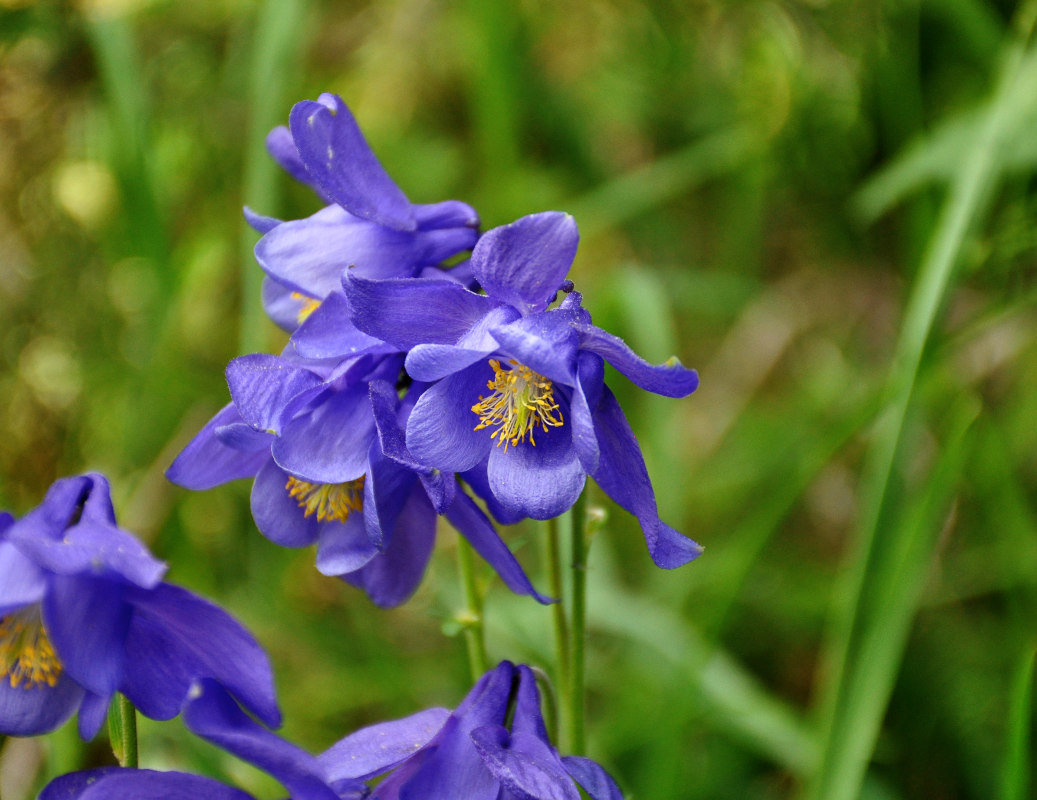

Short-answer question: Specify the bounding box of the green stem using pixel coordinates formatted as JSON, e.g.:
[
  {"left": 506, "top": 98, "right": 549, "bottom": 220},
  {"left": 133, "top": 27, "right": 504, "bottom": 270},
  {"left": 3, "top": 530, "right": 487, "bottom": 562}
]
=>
[
  {"left": 543, "top": 515, "right": 571, "bottom": 709},
  {"left": 107, "top": 693, "right": 138, "bottom": 769},
  {"left": 457, "top": 536, "right": 489, "bottom": 683},
  {"left": 567, "top": 491, "right": 588, "bottom": 755}
]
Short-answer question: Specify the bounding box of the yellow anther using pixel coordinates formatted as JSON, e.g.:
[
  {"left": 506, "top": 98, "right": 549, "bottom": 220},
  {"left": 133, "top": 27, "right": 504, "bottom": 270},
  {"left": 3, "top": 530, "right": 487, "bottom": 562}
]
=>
[
  {"left": 286, "top": 476, "right": 365, "bottom": 523},
  {"left": 471, "top": 359, "right": 563, "bottom": 451},
  {"left": 290, "top": 292, "right": 322, "bottom": 324},
  {"left": 0, "top": 608, "right": 63, "bottom": 690}
]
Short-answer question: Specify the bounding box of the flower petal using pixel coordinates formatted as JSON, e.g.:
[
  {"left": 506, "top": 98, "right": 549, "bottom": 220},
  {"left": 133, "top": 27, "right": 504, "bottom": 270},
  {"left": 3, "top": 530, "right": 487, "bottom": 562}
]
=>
[
  {"left": 226, "top": 354, "right": 324, "bottom": 434},
  {"left": 345, "top": 272, "right": 493, "bottom": 349},
  {"left": 249, "top": 458, "right": 319, "bottom": 548},
  {"left": 472, "top": 212, "right": 578, "bottom": 314},
  {"left": 470, "top": 727, "right": 579, "bottom": 800},
  {"left": 562, "top": 757, "right": 625, "bottom": 800},
  {"left": 184, "top": 679, "right": 346, "bottom": 800},
  {"left": 319, "top": 706, "right": 450, "bottom": 781},
  {"left": 574, "top": 323, "right": 698, "bottom": 398},
  {"left": 486, "top": 425, "right": 584, "bottom": 521},
  {"left": 0, "top": 542, "right": 47, "bottom": 613},
  {"left": 591, "top": 388, "right": 703, "bottom": 568},
  {"left": 314, "top": 514, "right": 379, "bottom": 577},
  {"left": 289, "top": 94, "right": 413, "bottom": 230},
  {"left": 289, "top": 290, "right": 386, "bottom": 360},
  {"left": 243, "top": 205, "right": 282, "bottom": 235},
  {"left": 266, "top": 124, "right": 333, "bottom": 204},
  {"left": 167, "top": 404, "right": 271, "bottom": 490},
  {"left": 445, "top": 492, "right": 552, "bottom": 604},
  {"left": 41, "top": 768, "right": 256, "bottom": 800},
  {"left": 406, "top": 366, "right": 492, "bottom": 473},
  {"left": 489, "top": 310, "right": 580, "bottom": 386},
  {"left": 510, "top": 665, "right": 549, "bottom": 742},
  {"left": 570, "top": 351, "right": 604, "bottom": 473},
  {"left": 344, "top": 483, "right": 436, "bottom": 608},
  {"left": 413, "top": 200, "right": 479, "bottom": 230},
  {"left": 459, "top": 459, "right": 525, "bottom": 526},
  {"left": 120, "top": 584, "right": 281, "bottom": 728},
  {"left": 272, "top": 382, "right": 375, "bottom": 483},
  {"left": 0, "top": 670, "right": 84, "bottom": 737},
  {"left": 44, "top": 575, "right": 129, "bottom": 698}
]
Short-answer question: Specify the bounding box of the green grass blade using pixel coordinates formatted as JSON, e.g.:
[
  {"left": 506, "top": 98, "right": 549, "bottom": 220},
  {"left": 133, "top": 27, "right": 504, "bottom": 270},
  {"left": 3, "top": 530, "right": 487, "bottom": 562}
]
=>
[
  {"left": 238, "top": 0, "right": 310, "bottom": 354},
  {"left": 1000, "top": 645, "right": 1035, "bottom": 800},
  {"left": 805, "top": 9, "right": 1037, "bottom": 799}
]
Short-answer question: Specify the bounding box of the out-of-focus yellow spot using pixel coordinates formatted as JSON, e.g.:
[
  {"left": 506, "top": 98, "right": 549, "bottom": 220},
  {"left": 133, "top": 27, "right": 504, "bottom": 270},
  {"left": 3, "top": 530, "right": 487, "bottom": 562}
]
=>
[{"left": 53, "top": 160, "right": 117, "bottom": 231}]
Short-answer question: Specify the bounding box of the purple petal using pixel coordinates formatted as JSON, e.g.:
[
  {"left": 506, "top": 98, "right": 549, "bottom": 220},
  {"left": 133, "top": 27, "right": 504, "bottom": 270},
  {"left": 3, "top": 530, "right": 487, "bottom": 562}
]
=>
[
  {"left": 249, "top": 458, "right": 319, "bottom": 548},
  {"left": 43, "top": 575, "right": 129, "bottom": 698},
  {"left": 570, "top": 351, "right": 604, "bottom": 473},
  {"left": 261, "top": 276, "right": 304, "bottom": 332},
  {"left": 41, "top": 768, "right": 256, "bottom": 800},
  {"left": 510, "top": 665, "right": 549, "bottom": 742},
  {"left": 319, "top": 706, "right": 450, "bottom": 781},
  {"left": 489, "top": 310, "right": 580, "bottom": 386},
  {"left": 289, "top": 94, "right": 414, "bottom": 230},
  {"left": 243, "top": 205, "right": 282, "bottom": 235},
  {"left": 574, "top": 323, "right": 698, "bottom": 398},
  {"left": 167, "top": 404, "right": 271, "bottom": 490},
  {"left": 14, "top": 520, "right": 166, "bottom": 588},
  {"left": 0, "top": 669, "right": 84, "bottom": 737},
  {"left": 470, "top": 727, "right": 579, "bottom": 800},
  {"left": 272, "top": 382, "right": 375, "bottom": 484},
  {"left": 472, "top": 212, "right": 578, "bottom": 314},
  {"left": 255, "top": 205, "right": 423, "bottom": 299},
  {"left": 445, "top": 492, "right": 552, "bottom": 604},
  {"left": 184, "top": 679, "right": 345, "bottom": 800},
  {"left": 562, "top": 757, "right": 625, "bottom": 800},
  {"left": 406, "top": 366, "right": 493, "bottom": 473},
  {"left": 120, "top": 584, "right": 281, "bottom": 728},
  {"left": 314, "top": 514, "right": 379, "bottom": 577},
  {"left": 290, "top": 290, "right": 386, "bottom": 360},
  {"left": 344, "top": 484, "right": 436, "bottom": 608},
  {"left": 226, "top": 354, "right": 323, "bottom": 434},
  {"left": 591, "top": 388, "right": 703, "bottom": 568},
  {"left": 459, "top": 459, "right": 526, "bottom": 526},
  {"left": 413, "top": 200, "right": 479, "bottom": 230},
  {"left": 77, "top": 691, "right": 110, "bottom": 740},
  {"left": 0, "top": 542, "right": 47, "bottom": 613},
  {"left": 486, "top": 424, "right": 584, "bottom": 521},
  {"left": 7, "top": 476, "right": 92, "bottom": 543},
  {"left": 345, "top": 273, "right": 493, "bottom": 349},
  {"left": 266, "top": 124, "right": 333, "bottom": 204}
]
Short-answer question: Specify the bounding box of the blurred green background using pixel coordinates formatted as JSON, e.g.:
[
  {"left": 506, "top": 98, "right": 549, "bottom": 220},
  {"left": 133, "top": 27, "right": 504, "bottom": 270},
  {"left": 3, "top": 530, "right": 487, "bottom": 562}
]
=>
[{"left": 1, "top": 0, "right": 1036, "bottom": 798}]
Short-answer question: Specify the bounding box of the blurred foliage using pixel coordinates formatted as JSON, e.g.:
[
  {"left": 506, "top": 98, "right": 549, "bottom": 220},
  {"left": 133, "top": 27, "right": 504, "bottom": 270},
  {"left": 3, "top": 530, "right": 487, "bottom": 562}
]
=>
[{"left": 1, "top": 0, "right": 1037, "bottom": 798}]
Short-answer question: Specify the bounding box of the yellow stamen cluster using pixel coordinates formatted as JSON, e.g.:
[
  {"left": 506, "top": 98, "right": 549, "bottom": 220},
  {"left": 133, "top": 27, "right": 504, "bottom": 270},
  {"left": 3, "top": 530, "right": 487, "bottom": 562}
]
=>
[
  {"left": 286, "top": 476, "right": 365, "bottom": 523},
  {"left": 472, "top": 359, "right": 563, "bottom": 450},
  {"left": 0, "top": 609, "right": 63, "bottom": 689},
  {"left": 290, "top": 292, "right": 322, "bottom": 324}
]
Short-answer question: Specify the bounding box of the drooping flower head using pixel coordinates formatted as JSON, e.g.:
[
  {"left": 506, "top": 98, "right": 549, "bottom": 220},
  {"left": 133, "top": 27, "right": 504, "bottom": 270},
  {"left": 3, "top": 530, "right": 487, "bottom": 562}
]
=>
[
  {"left": 249, "top": 93, "right": 479, "bottom": 332},
  {"left": 343, "top": 211, "right": 703, "bottom": 568},
  {"left": 0, "top": 474, "right": 280, "bottom": 739},
  {"left": 39, "top": 680, "right": 367, "bottom": 800},
  {"left": 318, "top": 661, "right": 624, "bottom": 799},
  {"left": 167, "top": 348, "right": 550, "bottom": 608}
]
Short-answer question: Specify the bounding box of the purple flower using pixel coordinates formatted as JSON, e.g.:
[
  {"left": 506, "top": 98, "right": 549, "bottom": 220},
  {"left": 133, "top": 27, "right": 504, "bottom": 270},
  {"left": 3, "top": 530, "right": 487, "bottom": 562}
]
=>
[
  {"left": 249, "top": 93, "right": 479, "bottom": 332},
  {"left": 318, "top": 661, "right": 624, "bottom": 799},
  {"left": 167, "top": 351, "right": 550, "bottom": 608},
  {"left": 343, "top": 212, "right": 703, "bottom": 568},
  {"left": 39, "top": 680, "right": 367, "bottom": 800},
  {"left": 0, "top": 475, "right": 280, "bottom": 739}
]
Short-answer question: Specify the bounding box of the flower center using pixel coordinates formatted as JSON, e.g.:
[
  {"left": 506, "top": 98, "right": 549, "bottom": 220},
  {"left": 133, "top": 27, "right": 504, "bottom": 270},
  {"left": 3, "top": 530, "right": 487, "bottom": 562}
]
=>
[
  {"left": 472, "top": 359, "right": 563, "bottom": 450},
  {"left": 0, "top": 607, "right": 63, "bottom": 690},
  {"left": 290, "top": 292, "right": 322, "bottom": 324},
  {"left": 286, "top": 476, "right": 365, "bottom": 523}
]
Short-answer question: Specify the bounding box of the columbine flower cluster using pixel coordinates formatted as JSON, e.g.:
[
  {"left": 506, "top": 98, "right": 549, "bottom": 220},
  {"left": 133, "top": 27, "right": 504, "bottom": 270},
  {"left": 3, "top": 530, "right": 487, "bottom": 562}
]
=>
[
  {"left": 5, "top": 92, "right": 702, "bottom": 800},
  {"left": 168, "top": 92, "right": 702, "bottom": 609}
]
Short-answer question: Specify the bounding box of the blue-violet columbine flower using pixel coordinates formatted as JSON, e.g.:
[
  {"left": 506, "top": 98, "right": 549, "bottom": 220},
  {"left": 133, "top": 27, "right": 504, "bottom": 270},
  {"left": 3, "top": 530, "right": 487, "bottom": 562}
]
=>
[
  {"left": 317, "top": 660, "right": 623, "bottom": 799},
  {"left": 167, "top": 350, "right": 550, "bottom": 608},
  {"left": 248, "top": 93, "right": 479, "bottom": 332},
  {"left": 39, "top": 679, "right": 367, "bottom": 800},
  {"left": 0, "top": 474, "right": 280, "bottom": 738},
  {"left": 343, "top": 211, "right": 703, "bottom": 568}
]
